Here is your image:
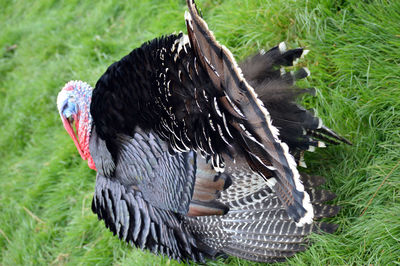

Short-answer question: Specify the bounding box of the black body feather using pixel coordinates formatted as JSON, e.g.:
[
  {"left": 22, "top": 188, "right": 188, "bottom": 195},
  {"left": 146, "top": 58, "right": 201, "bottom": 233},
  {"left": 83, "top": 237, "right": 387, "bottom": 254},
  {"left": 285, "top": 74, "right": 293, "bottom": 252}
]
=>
[{"left": 84, "top": 0, "right": 351, "bottom": 263}]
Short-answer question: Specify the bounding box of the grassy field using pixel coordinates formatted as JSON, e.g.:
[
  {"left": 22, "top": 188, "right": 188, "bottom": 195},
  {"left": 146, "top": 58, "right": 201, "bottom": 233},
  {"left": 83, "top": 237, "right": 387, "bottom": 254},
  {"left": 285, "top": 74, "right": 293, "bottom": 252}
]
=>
[{"left": 1, "top": 0, "right": 399, "bottom": 265}]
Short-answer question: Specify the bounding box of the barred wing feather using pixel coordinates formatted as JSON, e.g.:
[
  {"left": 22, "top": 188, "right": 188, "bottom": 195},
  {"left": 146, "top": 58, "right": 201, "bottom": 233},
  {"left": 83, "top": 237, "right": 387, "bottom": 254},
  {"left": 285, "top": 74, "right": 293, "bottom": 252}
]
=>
[{"left": 185, "top": 0, "right": 313, "bottom": 225}]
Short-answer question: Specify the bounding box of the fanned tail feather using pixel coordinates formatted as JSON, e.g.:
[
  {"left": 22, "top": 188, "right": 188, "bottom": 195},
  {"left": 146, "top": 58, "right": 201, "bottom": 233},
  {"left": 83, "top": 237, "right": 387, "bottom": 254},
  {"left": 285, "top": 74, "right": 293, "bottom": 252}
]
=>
[{"left": 239, "top": 43, "right": 352, "bottom": 158}]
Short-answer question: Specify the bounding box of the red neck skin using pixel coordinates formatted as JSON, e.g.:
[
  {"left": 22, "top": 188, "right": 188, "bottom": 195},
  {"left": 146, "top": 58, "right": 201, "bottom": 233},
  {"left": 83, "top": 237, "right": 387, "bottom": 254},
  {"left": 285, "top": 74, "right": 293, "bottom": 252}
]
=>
[{"left": 62, "top": 114, "right": 96, "bottom": 171}]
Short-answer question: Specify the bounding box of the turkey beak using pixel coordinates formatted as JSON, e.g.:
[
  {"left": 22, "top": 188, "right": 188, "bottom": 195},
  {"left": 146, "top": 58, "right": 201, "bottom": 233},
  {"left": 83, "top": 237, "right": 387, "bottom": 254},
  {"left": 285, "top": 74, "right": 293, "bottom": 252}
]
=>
[{"left": 62, "top": 115, "right": 86, "bottom": 160}]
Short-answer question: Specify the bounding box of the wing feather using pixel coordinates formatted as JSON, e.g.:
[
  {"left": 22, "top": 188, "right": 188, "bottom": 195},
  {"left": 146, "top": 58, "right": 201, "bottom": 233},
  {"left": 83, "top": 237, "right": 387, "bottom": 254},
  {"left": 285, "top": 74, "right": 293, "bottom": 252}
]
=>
[{"left": 185, "top": 0, "right": 312, "bottom": 225}]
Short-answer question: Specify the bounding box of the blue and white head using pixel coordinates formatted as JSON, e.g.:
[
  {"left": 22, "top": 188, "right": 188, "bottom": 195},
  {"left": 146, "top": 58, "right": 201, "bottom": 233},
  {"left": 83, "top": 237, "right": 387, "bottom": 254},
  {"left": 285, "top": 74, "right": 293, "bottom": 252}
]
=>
[{"left": 57, "top": 80, "right": 96, "bottom": 170}]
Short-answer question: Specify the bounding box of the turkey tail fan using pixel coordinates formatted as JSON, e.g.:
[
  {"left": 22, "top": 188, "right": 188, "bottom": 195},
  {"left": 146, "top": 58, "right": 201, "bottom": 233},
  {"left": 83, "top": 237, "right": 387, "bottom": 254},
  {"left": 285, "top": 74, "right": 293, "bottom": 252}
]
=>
[
  {"left": 183, "top": 160, "right": 340, "bottom": 263},
  {"left": 239, "top": 44, "right": 352, "bottom": 157},
  {"left": 185, "top": 0, "right": 313, "bottom": 226}
]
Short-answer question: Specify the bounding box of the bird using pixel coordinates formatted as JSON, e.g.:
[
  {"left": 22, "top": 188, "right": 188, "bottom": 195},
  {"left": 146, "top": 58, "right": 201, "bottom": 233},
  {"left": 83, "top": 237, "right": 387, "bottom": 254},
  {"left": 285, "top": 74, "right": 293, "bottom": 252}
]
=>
[{"left": 56, "top": 0, "right": 350, "bottom": 263}]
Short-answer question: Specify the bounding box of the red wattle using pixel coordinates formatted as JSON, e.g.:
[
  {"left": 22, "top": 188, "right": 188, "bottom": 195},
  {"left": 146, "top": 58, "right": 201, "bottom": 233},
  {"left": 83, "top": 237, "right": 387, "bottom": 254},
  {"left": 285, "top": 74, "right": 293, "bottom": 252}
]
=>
[{"left": 88, "top": 156, "right": 97, "bottom": 171}]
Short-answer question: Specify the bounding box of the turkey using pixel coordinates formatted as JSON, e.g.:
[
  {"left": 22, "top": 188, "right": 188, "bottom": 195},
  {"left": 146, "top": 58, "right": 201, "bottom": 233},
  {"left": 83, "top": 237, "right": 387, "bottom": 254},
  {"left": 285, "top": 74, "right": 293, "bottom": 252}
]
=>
[{"left": 56, "top": 0, "right": 350, "bottom": 263}]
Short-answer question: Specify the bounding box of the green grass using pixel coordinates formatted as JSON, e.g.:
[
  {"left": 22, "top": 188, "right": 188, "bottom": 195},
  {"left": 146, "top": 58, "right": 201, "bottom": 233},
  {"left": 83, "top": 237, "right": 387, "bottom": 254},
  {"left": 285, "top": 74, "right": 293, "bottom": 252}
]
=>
[{"left": 1, "top": 0, "right": 399, "bottom": 265}]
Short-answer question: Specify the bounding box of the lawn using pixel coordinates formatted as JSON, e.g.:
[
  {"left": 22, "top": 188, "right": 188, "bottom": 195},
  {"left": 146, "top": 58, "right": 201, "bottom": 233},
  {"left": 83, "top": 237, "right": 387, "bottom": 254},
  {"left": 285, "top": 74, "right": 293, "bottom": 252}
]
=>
[{"left": 0, "top": 0, "right": 399, "bottom": 265}]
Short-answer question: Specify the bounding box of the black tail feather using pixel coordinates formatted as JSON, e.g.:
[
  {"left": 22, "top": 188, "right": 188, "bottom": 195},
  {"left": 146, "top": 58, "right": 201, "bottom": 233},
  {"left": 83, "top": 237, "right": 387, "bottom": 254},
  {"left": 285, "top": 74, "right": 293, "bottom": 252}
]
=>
[
  {"left": 240, "top": 44, "right": 351, "bottom": 154},
  {"left": 320, "top": 125, "right": 352, "bottom": 145},
  {"left": 313, "top": 204, "right": 341, "bottom": 218}
]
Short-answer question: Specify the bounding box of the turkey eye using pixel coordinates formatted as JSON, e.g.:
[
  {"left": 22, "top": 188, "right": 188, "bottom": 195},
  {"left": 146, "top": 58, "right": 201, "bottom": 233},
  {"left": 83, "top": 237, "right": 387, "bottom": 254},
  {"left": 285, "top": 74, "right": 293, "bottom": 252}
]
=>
[
  {"left": 61, "top": 99, "right": 77, "bottom": 120},
  {"left": 61, "top": 103, "right": 70, "bottom": 115}
]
